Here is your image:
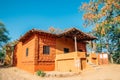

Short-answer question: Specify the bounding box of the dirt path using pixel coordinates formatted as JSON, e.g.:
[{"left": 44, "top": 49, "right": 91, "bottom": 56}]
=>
[
  {"left": 0, "top": 64, "right": 120, "bottom": 80},
  {"left": 81, "top": 64, "right": 120, "bottom": 80}
]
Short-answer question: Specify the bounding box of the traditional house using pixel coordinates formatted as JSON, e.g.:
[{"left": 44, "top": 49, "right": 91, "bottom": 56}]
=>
[{"left": 13, "top": 28, "right": 96, "bottom": 73}]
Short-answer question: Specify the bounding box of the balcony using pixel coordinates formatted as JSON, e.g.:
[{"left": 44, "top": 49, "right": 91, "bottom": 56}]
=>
[{"left": 56, "top": 52, "right": 86, "bottom": 60}]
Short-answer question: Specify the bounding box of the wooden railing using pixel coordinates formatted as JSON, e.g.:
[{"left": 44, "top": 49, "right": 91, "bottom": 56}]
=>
[
  {"left": 77, "top": 52, "right": 86, "bottom": 58},
  {"left": 56, "top": 52, "right": 86, "bottom": 60}
]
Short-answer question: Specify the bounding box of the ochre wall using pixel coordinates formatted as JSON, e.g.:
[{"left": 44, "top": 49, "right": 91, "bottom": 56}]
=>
[
  {"left": 34, "top": 34, "right": 56, "bottom": 71},
  {"left": 35, "top": 62, "right": 55, "bottom": 71},
  {"left": 14, "top": 42, "right": 23, "bottom": 67},
  {"left": 14, "top": 33, "right": 56, "bottom": 73},
  {"left": 14, "top": 35, "right": 36, "bottom": 73}
]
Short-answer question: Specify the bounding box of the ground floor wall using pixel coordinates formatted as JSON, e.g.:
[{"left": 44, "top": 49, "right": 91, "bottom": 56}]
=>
[
  {"left": 88, "top": 53, "right": 98, "bottom": 65},
  {"left": 17, "top": 62, "right": 35, "bottom": 73},
  {"left": 16, "top": 61, "right": 55, "bottom": 73},
  {"left": 55, "top": 58, "right": 86, "bottom": 72},
  {"left": 34, "top": 61, "right": 55, "bottom": 72},
  {"left": 56, "top": 59, "right": 76, "bottom": 72}
]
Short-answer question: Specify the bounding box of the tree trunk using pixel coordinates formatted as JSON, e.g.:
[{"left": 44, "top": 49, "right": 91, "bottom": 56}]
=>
[
  {"left": 10, "top": 50, "right": 13, "bottom": 66},
  {"left": 109, "top": 54, "right": 113, "bottom": 63},
  {"left": 115, "top": 56, "right": 120, "bottom": 63}
]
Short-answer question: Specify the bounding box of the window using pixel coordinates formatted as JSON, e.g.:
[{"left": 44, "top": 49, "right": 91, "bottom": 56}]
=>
[
  {"left": 64, "top": 48, "right": 69, "bottom": 53},
  {"left": 26, "top": 48, "right": 29, "bottom": 56},
  {"left": 78, "top": 49, "right": 83, "bottom": 52},
  {"left": 43, "top": 46, "right": 50, "bottom": 54}
]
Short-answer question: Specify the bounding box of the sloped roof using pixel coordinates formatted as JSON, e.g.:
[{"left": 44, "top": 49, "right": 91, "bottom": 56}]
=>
[
  {"left": 58, "top": 28, "right": 96, "bottom": 41},
  {"left": 19, "top": 29, "right": 57, "bottom": 41},
  {"left": 19, "top": 28, "right": 96, "bottom": 41}
]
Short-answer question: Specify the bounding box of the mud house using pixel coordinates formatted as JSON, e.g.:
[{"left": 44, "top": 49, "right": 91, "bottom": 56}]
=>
[{"left": 13, "top": 28, "right": 96, "bottom": 73}]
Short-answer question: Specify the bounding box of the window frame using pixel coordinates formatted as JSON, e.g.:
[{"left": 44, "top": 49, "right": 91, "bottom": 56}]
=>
[
  {"left": 43, "top": 46, "right": 50, "bottom": 55},
  {"left": 64, "top": 48, "right": 69, "bottom": 53},
  {"left": 26, "top": 48, "right": 29, "bottom": 57}
]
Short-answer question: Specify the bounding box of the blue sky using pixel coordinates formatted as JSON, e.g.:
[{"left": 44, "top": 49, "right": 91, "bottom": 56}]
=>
[{"left": 0, "top": 0, "right": 91, "bottom": 41}]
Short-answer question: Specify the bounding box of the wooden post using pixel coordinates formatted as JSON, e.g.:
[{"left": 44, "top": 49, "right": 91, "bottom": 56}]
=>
[{"left": 74, "top": 36, "right": 77, "bottom": 52}]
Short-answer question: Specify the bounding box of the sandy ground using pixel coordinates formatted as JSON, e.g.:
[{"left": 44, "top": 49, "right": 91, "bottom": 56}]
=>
[{"left": 0, "top": 64, "right": 120, "bottom": 80}]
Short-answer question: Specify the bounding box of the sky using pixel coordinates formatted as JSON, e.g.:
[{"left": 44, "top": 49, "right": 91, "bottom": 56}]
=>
[{"left": 0, "top": 0, "right": 91, "bottom": 41}]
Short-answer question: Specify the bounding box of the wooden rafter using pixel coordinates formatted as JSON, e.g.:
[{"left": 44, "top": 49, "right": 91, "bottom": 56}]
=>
[{"left": 19, "top": 28, "right": 96, "bottom": 42}]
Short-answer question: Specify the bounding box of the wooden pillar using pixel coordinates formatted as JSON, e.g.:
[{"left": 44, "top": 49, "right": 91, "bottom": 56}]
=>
[{"left": 74, "top": 36, "right": 77, "bottom": 52}]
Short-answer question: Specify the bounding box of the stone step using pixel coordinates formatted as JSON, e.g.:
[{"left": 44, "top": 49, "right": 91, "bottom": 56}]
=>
[{"left": 86, "top": 63, "right": 102, "bottom": 70}]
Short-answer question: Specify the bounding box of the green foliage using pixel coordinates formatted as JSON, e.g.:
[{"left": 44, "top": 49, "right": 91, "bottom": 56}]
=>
[
  {"left": 36, "top": 70, "right": 46, "bottom": 77},
  {"left": 0, "top": 47, "right": 6, "bottom": 59},
  {"left": 41, "top": 72, "right": 46, "bottom": 77},
  {"left": 113, "top": 52, "right": 120, "bottom": 64},
  {"left": 81, "top": 0, "right": 120, "bottom": 28},
  {"left": 36, "top": 70, "right": 42, "bottom": 76},
  {"left": 81, "top": 0, "right": 120, "bottom": 63},
  {"left": 0, "top": 51, "right": 5, "bottom": 59},
  {"left": 112, "top": 43, "right": 120, "bottom": 64},
  {"left": 0, "top": 22, "right": 10, "bottom": 47}
]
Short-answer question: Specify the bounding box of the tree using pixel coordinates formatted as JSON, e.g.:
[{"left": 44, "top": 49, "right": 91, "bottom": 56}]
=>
[
  {"left": 48, "top": 26, "right": 63, "bottom": 34},
  {"left": 81, "top": 0, "right": 120, "bottom": 63},
  {"left": 4, "top": 40, "right": 18, "bottom": 65},
  {"left": 0, "top": 22, "right": 9, "bottom": 64},
  {"left": 0, "top": 22, "right": 9, "bottom": 47},
  {"left": 0, "top": 47, "right": 6, "bottom": 64},
  {"left": 81, "top": 0, "right": 120, "bottom": 27}
]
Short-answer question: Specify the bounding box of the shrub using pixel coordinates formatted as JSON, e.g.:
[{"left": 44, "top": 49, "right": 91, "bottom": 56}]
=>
[
  {"left": 41, "top": 72, "right": 46, "bottom": 77},
  {"left": 36, "top": 70, "right": 42, "bottom": 76},
  {"left": 36, "top": 70, "right": 46, "bottom": 77},
  {"left": 113, "top": 52, "right": 120, "bottom": 64}
]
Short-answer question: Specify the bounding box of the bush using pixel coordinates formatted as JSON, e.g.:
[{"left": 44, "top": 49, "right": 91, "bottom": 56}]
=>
[
  {"left": 36, "top": 70, "right": 46, "bottom": 77},
  {"left": 113, "top": 52, "right": 120, "bottom": 64},
  {"left": 41, "top": 72, "right": 46, "bottom": 77},
  {"left": 36, "top": 70, "right": 42, "bottom": 76}
]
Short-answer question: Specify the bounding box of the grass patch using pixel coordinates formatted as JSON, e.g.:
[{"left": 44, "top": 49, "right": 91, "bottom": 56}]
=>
[{"left": 36, "top": 70, "right": 46, "bottom": 77}]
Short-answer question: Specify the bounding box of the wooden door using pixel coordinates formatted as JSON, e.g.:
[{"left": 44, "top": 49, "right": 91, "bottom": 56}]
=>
[{"left": 81, "top": 58, "right": 86, "bottom": 70}]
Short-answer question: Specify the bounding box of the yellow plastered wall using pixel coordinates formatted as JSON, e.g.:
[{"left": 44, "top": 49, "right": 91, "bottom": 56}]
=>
[
  {"left": 56, "top": 59, "right": 78, "bottom": 72},
  {"left": 89, "top": 53, "right": 98, "bottom": 65},
  {"left": 56, "top": 37, "right": 86, "bottom": 54},
  {"left": 56, "top": 37, "right": 75, "bottom": 54},
  {"left": 55, "top": 37, "right": 87, "bottom": 72}
]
